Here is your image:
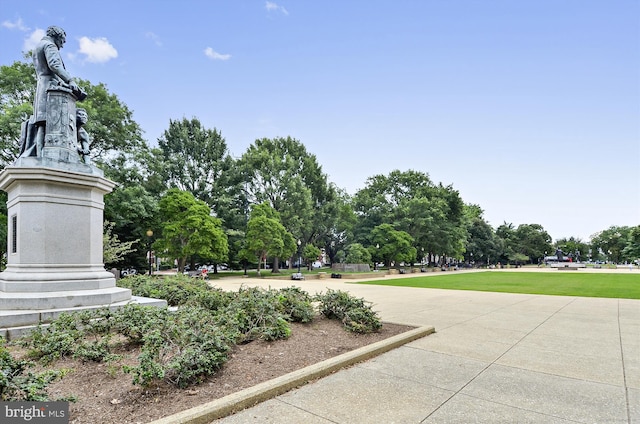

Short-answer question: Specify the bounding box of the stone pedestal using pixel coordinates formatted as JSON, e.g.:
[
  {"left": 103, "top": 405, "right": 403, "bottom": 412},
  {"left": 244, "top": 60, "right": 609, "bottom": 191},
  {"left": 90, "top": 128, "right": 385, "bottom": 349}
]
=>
[
  {"left": 42, "top": 87, "right": 81, "bottom": 163},
  {"left": 0, "top": 164, "right": 165, "bottom": 339}
]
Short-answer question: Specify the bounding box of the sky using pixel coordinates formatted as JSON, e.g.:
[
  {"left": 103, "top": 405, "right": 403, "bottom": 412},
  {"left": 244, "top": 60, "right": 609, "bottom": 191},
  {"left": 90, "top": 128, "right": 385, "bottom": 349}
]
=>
[{"left": 1, "top": 0, "right": 638, "bottom": 242}]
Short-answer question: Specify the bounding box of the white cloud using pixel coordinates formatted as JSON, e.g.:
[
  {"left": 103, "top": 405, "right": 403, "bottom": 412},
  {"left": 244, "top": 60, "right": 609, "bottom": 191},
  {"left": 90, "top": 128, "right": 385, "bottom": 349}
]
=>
[
  {"left": 265, "top": 1, "right": 289, "bottom": 15},
  {"left": 2, "top": 18, "right": 29, "bottom": 31},
  {"left": 145, "top": 31, "right": 162, "bottom": 47},
  {"left": 23, "top": 28, "right": 44, "bottom": 52},
  {"left": 77, "top": 36, "right": 118, "bottom": 63},
  {"left": 204, "top": 47, "right": 231, "bottom": 61}
]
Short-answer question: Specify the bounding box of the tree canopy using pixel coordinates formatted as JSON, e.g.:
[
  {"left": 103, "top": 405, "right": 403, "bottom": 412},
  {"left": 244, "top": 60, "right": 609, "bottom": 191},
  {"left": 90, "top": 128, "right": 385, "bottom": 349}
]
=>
[
  {"left": 154, "top": 189, "right": 228, "bottom": 272},
  {"left": 243, "top": 202, "right": 295, "bottom": 273},
  {"left": 1, "top": 59, "right": 636, "bottom": 271}
]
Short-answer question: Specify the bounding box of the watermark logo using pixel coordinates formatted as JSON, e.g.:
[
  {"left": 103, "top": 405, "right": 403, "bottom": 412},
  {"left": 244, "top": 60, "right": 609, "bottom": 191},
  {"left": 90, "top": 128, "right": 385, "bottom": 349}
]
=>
[{"left": 0, "top": 402, "right": 68, "bottom": 423}]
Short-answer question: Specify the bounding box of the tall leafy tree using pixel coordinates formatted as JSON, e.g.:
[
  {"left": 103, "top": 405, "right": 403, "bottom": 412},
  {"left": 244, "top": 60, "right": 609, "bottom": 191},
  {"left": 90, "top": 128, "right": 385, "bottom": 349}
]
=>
[
  {"left": 154, "top": 189, "right": 228, "bottom": 272},
  {"left": 0, "top": 61, "right": 35, "bottom": 165},
  {"left": 353, "top": 170, "right": 466, "bottom": 264},
  {"left": 302, "top": 244, "right": 322, "bottom": 270},
  {"left": 463, "top": 204, "right": 500, "bottom": 266},
  {"left": 495, "top": 222, "right": 516, "bottom": 265},
  {"left": 317, "top": 186, "right": 356, "bottom": 265},
  {"left": 156, "top": 117, "right": 243, "bottom": 230},
  {"left": 368, "top": 224, "right": 416, "bottom": 268},
  {"left": 77, "top": 79, "right": 145, "bottom": 160},
  {"left": 344, "top": 243, "right": 372, "bottom": 264},
  {"left": 103, "top": 183, "right": 159, "bottom": 269},
  {"left": 243, "top": 202, "right": 295, "bottom": 273},
  {"left": 622, "top": 225, "right": 640, "bottom": 263},
  {"left": 239, "top": 136, "right": 332, "bottom": 268},
  {"left": 514, "top": 224, "right": 552, "bottom": 264},
  {"left": 590, "top": 226, "right": 631, "bottom": 263}
]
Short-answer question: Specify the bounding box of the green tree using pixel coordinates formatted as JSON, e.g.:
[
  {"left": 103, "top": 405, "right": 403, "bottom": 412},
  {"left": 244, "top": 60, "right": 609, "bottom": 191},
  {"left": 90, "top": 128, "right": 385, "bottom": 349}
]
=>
[
  {"left": 244, "top": 202, "right": 295, "bottom": 274},
  {"left": 344, "top": 243, "right": 372, "bottom": 264},
  {"left": 353, "top": 170, "right": 466, "bottom": 264},
  {"left": 302, "top": 244, "right": 322, "bottom": 270},
  {"left": 104, "top": 184, "right": 159, "bottom": 269},
  {"left": 103, "top": 221, "right": 138, "bottom": 268},
  {"left": 463, "top": 204, "right": 500, "bottom": 266},
  {"left": 590, "top": 226, "right": 631, "bottom": 263},
  {"left": 78, "top": 79, "right": 145, "bottom": 160},
  {"left": 514, "top": 224, "right": 552, "bottom": 264},
  {"left": 319, "top": 186, "right": 356, "bottom": 265},
  {"left": 239, "top": 136, "right": 333, "bottom": 269},
  {"left": 156, "top": 118, "right": 241, "bottom": 221},
  {"left": 154, "top": 189, "right": 228, "bottom": 272},
  {"left": 495, "top": 222, "right": 516, "bottom": 265},
  {"left": 369, "top": 224, "right": 416, "bottom": 268},
  {"left": 622, "top": 226, "right": 640, "bottom": 263},
  {"left": 0, "top": 61, "right": 35, "bottom": 165}
]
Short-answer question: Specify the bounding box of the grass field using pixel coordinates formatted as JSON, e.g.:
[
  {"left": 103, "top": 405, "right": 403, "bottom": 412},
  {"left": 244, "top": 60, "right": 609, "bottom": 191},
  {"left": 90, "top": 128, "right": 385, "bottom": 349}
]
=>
[{"left": 357, "top": 271, "right": 640, "bottom": 299}]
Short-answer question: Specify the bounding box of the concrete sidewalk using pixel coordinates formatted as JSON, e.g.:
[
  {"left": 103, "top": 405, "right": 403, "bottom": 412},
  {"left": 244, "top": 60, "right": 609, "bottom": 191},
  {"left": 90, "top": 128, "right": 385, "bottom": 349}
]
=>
[{"left": 205, "top": 273, "right": 639, "bottom": 423}]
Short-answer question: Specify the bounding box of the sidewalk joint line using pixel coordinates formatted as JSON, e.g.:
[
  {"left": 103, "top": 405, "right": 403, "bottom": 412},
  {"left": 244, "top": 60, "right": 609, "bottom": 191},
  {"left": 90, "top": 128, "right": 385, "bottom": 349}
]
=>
[
  {"left": 420, "top": 297, "right": 578, "bottom": 423},
  {"left": 617, "top": 299, "right": 631, "bottom": 424}
]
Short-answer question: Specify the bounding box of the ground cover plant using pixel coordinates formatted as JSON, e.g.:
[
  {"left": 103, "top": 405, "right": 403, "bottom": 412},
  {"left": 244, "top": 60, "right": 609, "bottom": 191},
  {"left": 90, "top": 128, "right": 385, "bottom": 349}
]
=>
[
  {"left": 2, "top": 277, "right": 385, "bottom": 400},
  {"left": 357, "top": 271, "right": 640, "bottom": 299}
]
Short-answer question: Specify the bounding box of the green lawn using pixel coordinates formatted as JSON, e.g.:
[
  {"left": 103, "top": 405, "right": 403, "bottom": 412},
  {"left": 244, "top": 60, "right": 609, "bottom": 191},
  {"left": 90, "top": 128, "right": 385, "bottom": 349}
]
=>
[{"left": 356, "top": 271, "right": 640, "bottom": 299}]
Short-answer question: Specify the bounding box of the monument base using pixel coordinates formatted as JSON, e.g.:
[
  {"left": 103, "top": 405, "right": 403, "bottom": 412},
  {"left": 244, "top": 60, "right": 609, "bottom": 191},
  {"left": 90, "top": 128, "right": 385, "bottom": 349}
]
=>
[
  {"left": 0, "top": 165, "right": 166, "bottom": 340},
  {"left": 0, "top": 296, "right": 167, "bottom": 340}
]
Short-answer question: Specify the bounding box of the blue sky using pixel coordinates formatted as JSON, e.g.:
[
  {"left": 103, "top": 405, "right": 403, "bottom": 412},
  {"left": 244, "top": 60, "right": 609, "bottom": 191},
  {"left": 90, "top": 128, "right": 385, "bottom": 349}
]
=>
[{"left": 1, "top": 0, "right": 638, "bottom": 242}]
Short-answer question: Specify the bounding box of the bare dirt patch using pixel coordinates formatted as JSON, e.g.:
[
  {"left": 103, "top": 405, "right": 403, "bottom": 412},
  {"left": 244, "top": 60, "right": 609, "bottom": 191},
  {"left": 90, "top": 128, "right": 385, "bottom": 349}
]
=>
[{"left": 20, "top": 317, "right": 413, "bottom": 423}]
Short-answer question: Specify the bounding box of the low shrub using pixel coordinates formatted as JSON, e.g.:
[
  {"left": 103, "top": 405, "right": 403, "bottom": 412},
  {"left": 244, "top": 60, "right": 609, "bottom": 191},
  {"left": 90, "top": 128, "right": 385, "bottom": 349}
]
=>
[
  {"left": 124, "top": 306, "right": 234, "bottom": 388},
  {"left": 315, "top": 289, "right": 382, "bottom": 333},
  {"left": 17, "top": 282, "right": 382, "bottom": 391},
  {"left": 216, "top": 286, "right": 291, "bottom": 342},
  {"left": 276, "top": 286, "right": 315, "bottom": 323},
  {"left": 118, "top": 274, "right": 211, "bottom": 306},
  {"left": 0, "top": 338, "right": 69, "bottom": 401}
]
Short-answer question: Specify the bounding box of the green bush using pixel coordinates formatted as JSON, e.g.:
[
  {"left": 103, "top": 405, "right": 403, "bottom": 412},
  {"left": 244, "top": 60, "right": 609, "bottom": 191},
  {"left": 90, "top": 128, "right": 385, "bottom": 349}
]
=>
[
  {"left": 315, "top": 289, "right": 382, "bottom": 333},
  {"left": 117, "top": 274, "right": 209, "bottom": 306},
  {"left": 24, "top": 313, "right": 86, "bottom": 363},
  {"left": 276, "top": 286, "right": 315, "bottom": 323},
  {"left": 17, "top": 283, "right": 383, "bottom": 391},
  {"left": 112, "top": 303, "right": 170, "bottom": 344},
  {"left": 124, "top": 306, "right": 234, "bottom": 388},
  {"left": 216, "top": 286, "right": 292, "bottom": 342},
  {"left": 0, "top": 338, "right": 68, "bottom": 401},
  {"left": 118, "top": 274, "right": 234, "bottom": 311}
]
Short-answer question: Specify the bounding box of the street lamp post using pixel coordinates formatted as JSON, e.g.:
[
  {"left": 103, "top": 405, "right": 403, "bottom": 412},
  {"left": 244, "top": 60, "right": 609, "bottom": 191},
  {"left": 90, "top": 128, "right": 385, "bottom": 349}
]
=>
[
  {"left": 297, "top": 239, "right": 302, "bottom": 274},
  {"left": 375, "top": 243, "right": 379, "bottom": 270},
  {"left": 146, "top": 229, "right": 153, "bottom": 275}
]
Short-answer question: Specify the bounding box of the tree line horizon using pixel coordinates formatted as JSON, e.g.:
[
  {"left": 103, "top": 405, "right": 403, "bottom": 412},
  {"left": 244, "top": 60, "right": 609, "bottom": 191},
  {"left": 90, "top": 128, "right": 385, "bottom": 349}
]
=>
[{"left": 0, "top": 60, "right": 638, "bottom": 271}]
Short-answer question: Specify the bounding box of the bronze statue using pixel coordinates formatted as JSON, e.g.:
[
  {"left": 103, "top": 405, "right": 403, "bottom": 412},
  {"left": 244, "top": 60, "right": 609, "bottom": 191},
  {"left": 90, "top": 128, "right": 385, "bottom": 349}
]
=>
[
  {"left": 20, "top": 25, "right": 88, "bottom": 160},
  {"left": 76, "top": 108, "right": 91, "bottom": 164}
]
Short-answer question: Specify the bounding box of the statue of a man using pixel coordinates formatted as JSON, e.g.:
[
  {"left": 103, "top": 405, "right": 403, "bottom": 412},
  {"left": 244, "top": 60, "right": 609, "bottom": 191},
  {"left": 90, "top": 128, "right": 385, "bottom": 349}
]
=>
[{"left": 20, "top": 26, "right": 85, "bottom": 158}]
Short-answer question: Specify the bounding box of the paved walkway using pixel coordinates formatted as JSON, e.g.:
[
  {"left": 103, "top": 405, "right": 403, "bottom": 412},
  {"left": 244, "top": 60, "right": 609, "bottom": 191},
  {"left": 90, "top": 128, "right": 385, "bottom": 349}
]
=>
[{"left": 209, "top": 270, "right": 639, "bottom": 423}]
